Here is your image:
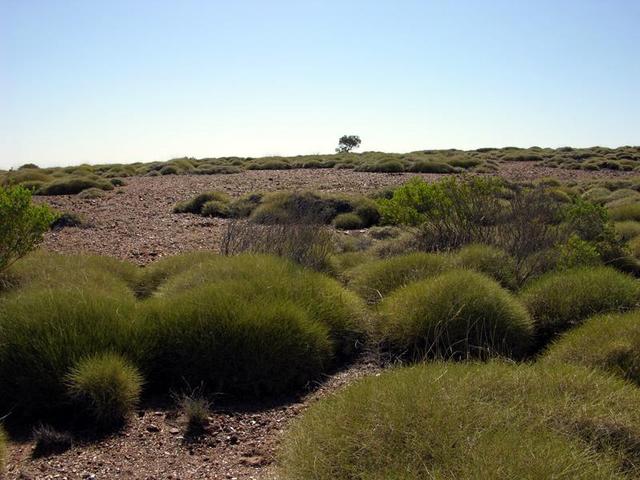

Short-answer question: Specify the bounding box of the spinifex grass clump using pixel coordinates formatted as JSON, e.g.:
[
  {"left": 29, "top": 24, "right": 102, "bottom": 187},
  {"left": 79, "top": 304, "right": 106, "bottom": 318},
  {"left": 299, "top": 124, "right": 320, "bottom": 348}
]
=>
[
  {"left": 519, "top": 266, "right": 640, "bottom": 344},
  {"left": 279, "top": 362, "right": 640, "bottom": 480},
  {"left": 377, "top": 270, "right": 533, "bottom": 360},
  {"left": 452, "top": 243, "right": 518, "bottom": 289},
  {"left": 37, "top": 177, "right": 114, "bottom": 195},
  {"left": 173, "top": 191, "right": 230, "bottom": 214},
  {"left": 543, "top": 311, "right": 640, "bottom": 385},
  {"left": 345, "top": 252, "right": 451, "bottom": 303},
  {"left": 138, "top": 254, "right": 364, "bottom": 394},
  {"left": 66, "top": 353, "right": 143, "bottom": 428},
  {"left": 0, "top": 288, "right": 137, "bottom": 421}
]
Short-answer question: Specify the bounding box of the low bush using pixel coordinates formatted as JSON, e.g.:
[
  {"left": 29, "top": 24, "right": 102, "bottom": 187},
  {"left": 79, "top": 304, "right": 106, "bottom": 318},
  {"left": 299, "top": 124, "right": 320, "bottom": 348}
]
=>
[
  {"left": 221, "top": 220, "right": 335, "bottom": 271},
  {"left": 0, "top": 287, "right": 137, "bottom": 420},
  {"left": 250, "top": 191, "right": 352, "bottom": 224},
  {"left": 519, "top": 267, "right": 640, "bottom": 343},
  {"left": 178, "top": 388, "right": 211, "bottom": 436},
  {"left": 453, "top": 244, "right": 517, "bottom": 289},
  {"left": 377, "top": 270, "right": 533, "bottom": 360},
  {"left": 0, "top": 185, "right": 56, "bottom": 277},
  {"left": 173, "top": 191, "right": 230, "bottom": 214},
  {"left": 332, "top": 212, "right": 363, "bottom": 230},
  {"left": 543, "top": 311, "right": 640, "bottom": 384},
  {"left": 50, "top": 212, "right": 90, "bottom": 230},
  {"left": 159, "top": 165, "right": 178, "bottom": 175},
  {"left": 279, "top": 362, "right": 640, "bottom": 479},
  {"left": 31, "top": 425, "right": 73, "bottom": 458},
  {"left": 355, "top": 160, "right": 405, "bottom": 172},
  {"left": 38, "top": 177, "right": 114, "bottom": 195},
  {"left": 66, "top": 353, "right": 143, "bottom": 428},
  {"left": 345, "top": 252, "right": 450, "bottom": 303},
  {"left": 408, "top": 160, "right": 458, "bottom": 173}
]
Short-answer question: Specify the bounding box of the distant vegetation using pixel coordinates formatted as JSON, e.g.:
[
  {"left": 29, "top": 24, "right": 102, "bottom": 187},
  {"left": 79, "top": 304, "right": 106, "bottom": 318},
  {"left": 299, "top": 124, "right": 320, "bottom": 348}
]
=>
[{"left": 3, "top": 145, "right": 639, "bottom": 196}]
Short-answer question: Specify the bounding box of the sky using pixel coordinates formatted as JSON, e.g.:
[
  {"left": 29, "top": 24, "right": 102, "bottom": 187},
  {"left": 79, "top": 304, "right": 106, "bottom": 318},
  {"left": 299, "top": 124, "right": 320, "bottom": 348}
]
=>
[{"left": 1, "top": 0, "right": 639, "bottom": 169}]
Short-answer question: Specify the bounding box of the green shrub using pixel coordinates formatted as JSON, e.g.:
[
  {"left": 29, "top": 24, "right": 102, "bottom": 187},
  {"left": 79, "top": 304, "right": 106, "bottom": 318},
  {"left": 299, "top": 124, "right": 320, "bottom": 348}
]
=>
[
  {"left": 66, "top": 353, "right": 143, "bottom": 427},
  {"left": 519, "top": 267, "right": 640, "bottom": 342},
  {"left": 173, "top": 191, "right": 230, "bottom": 214},
  {"left": 38, "top": 177, "right": 114, "bottom": 195},
  {"left": 378, "top": 270, "right": 533, "bottom": 360},
  {"left": 0, "top": 185, "right": 57, "bottom": 277},
  {"left": 353, "top": 198, "right": 381, "bottom": 227},
  {"left": 630, "top": 236, "right": 640, "bottom": 257},
  {"left": 345, "top": 252, "right": 451, "bottom": 303},
  {"left": 453, "top": 244, "right": 517, "bottom": 289},
  {"left": 279, "top": 362, "right": 640, "bottom": 479},
  {"left": 556, "top": 235, "right": 602, "bottom": 269},
  {"left": 0, "top": 288, "right": 137, "bottom": 420},
  {"left": 227, "top": 192, "right": 264, "bottom": 218},
  {"left": 543, "top": 311, "right": 640, "bottom": 385},
  {"left": 332, "top": 213, "right": 363, "bottom": 230},
  {"left": 247, "top": 160, "right": 292, "bottom": 170},
  {"left": 250, "top": 191, "right": 352, "bottom": 224},
  {"left": 109, "top": 177, "right": 126, "bottom": 186},
  {"left": 201, "top": 200, "right": 230, "bottom": 218},
  {"left": 77, "top": 187, "right": 105, "bottom": 199}
]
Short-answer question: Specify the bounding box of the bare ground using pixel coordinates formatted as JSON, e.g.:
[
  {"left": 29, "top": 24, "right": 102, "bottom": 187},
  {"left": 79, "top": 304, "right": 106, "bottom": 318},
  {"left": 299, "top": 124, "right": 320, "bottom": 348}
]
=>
[{"left": 5, "top": 164, "right": 634, "bottom": 479}]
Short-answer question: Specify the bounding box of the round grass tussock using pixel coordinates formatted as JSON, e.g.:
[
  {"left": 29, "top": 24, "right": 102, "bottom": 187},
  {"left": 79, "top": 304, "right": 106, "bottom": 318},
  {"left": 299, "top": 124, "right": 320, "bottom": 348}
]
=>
[
  {"left": 519, "top": 266, "right": 640, "bottom": 342},
  {"left": 37, "top": 177, "right": 114, "bottom": 196},
  {"left": 609, "top": 203, "right": 640, "bottom": 222},
  {"left": 173, "top": 191, "right": 230, "bottom": 214},
  {"left": 543, "top": 311, "right": 640, "bottom": 385},
  {"left": 200, "top": 199, "right": 231, "bottom": 218},
  {"left": 377, "top": 269, "right": 533, "bottom": 360},
  {"left": 66, "top": 353, "right": 143, "bottom": 427},
  {"left": 615, "top": 220, "right": 640, "bottom": 241},
  {"left": 0, "top": 288, "right": 137, "bottom": 421},
  {"left": 345, "top": 252, "right": 451, "bottom": 303},
  {"left": 453, "top": 243, "right": 518, "bottom": 289},
  {"left": 332, "top": 212, "right": 364, "bottom": 230},
  {"left": 138, "top": 291, "right": 333, "bottom": 395},
  {"left": 154, "top": 254, "right": 364, "bottom": 359},
  {"left": 279, "top": 362, "right": 640, "bottom": 480}
]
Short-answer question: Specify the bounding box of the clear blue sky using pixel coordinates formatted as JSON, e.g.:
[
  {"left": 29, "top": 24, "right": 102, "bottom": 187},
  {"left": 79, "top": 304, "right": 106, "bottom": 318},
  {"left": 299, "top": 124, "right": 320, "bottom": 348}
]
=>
[{"left": 1, "top": 0, "right": 639, "bottom": 168}]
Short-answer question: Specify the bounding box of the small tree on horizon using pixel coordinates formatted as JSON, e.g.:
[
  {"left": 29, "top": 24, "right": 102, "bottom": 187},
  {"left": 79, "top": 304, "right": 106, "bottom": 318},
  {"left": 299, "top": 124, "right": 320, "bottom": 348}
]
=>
[{"left": 336, "top": 135, "right": 361, "bottom": 153}]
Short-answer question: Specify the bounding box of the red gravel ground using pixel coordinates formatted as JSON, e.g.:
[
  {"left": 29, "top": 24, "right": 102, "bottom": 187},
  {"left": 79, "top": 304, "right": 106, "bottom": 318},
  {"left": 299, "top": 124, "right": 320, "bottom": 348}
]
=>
[{"left": 5, "top": 164, "right": 635, "bottom": 479}]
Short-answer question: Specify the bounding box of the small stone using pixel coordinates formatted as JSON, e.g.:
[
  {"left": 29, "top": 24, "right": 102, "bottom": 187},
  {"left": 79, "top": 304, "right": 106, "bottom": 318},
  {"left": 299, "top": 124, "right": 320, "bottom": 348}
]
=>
[
  {"left": 169, "top": 427, "right": 180, "bottom": 434},
  {"left": 146, "top": 424, "right": 161, "bottom": 433}
]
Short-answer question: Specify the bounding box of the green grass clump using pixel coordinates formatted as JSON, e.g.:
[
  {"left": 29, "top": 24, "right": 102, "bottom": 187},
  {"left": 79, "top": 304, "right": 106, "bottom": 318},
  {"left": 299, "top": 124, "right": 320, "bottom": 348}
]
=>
[
  {"left": 615, "top": 220, "right": 640, "bottom": 241},
  {"left": 66, "top": 353, "right": 143, "bottom": 428},
  {"left": 408, "top": 160, "right": 458, "bottom": 173},
  {"left": 332, "top": 212, "right": 363, "bottom": 230},
  {"left": 543, "top": 311, "right": 640, "bottom": 384},
  {"left": 355, "top": 159, "right": 406, "bottom": 172},
  {"left": 6, "top": 252, "right": 140, "bottom": 296},
  {"left": 154, "top": 254, "right": 364, "bottom": 359},
  {"left": 453, "top": 243, "right": 518, "bottom": 289},
  {"left": 279, "top": 362, "right": 640, "bottom": 480},
  {"left": 77, "top": 187, "right": 106, "bottom": 199},
  {"left": 345, "top": 252, "right": 451, "bottom": 303},
  {"left": 519, "top": 267, "right": 640, "bottom": 342},
  {"left": 37, "top": 177, "right": 114, "bottom": 195},
  {"left": 138, "top": 292, "right": 333, "bottom": 395},
  {"left": 173, "top": 191, "right": 230, "bottom": 214},
  {"left": 609, "top": 203, "right": 640, "bottom": 221},
  {"left": 377, "top": 270, "right": 533, "bottom": 360},
  {"left": 201, "top": 199, "right": 230, "bottom": 217},
  {"left": 0, "top": 288, "right": 137, "bottom": 420}
]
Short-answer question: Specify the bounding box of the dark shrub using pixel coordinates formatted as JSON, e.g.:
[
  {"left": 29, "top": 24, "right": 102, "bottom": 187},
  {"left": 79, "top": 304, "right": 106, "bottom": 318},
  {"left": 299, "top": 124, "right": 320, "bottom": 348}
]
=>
[
  {"left": 32, "top": 425, "right": 73, "bottom": 458},
  {"left": 50, "top": 212, "right": 90, "bottom": 230},
  {"left": 378, "top": 270, "right": 533, "bottom": 360},
  {"left": 159, "top": 165, "right": 178, "bottom": 175}
]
